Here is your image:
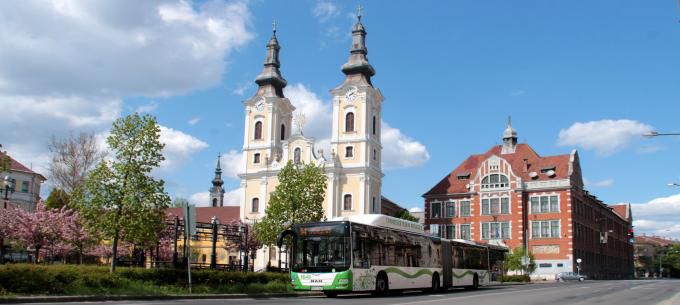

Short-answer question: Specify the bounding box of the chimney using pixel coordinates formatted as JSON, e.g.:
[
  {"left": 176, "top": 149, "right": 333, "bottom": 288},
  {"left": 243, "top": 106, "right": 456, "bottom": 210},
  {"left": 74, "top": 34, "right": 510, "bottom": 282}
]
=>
[{"left": 523, "top": 159, "right": 529, "bottom": 172}]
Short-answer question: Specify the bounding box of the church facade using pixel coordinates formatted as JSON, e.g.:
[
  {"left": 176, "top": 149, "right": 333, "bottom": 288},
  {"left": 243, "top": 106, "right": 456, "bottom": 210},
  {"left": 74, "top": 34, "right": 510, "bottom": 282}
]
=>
[{"left": 238, "top": 15, "right": 384, "bottom": 223}]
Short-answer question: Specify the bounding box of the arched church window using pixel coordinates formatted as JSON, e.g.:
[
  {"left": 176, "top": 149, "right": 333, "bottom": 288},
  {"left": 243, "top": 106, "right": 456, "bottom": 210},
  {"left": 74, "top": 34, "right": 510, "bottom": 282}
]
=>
[
  {"left": 251, "top": 198, "right": 259, "bottom": 213},
  {"left": 481, "top": 174, "right": 509, "bottom": 189},
  {"left": 294, "top": 147, "right": 301, "bottom": 164},
  {"left": 344, "top": 194, "right": 352, "bottom": 211},
  {"left": 345, "top": 112, "right": 355, "bottom": 132},
  {"left": 280, "top": 124, "right": 285, "bottom": 140},
  {"left": 372, "top": 115, "right": 376, "bottom": 135},
  {"left": 212, "top": 198, "right": 217, "bottom": 207},
  {"left": 254, "top": 121, "right": 263, "bottom": 140}
]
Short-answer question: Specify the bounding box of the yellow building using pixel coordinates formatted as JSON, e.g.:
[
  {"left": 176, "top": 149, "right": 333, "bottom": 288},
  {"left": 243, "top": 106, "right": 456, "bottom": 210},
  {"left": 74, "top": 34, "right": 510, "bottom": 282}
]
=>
[{"left": 239, "top": 16, "right": 386, "bottom": 271}]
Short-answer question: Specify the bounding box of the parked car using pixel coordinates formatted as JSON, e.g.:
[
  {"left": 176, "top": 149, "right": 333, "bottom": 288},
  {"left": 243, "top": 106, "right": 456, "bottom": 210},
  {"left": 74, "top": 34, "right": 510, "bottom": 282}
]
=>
[{"left": 556, "top": 272, "right": 587, "bottom": 282}]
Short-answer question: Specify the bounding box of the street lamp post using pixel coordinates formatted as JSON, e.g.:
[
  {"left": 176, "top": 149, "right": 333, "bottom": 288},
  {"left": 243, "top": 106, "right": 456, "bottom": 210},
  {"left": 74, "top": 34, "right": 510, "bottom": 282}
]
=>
[{"left": 210, "top": 216, "right": 219, "bottom": 269}]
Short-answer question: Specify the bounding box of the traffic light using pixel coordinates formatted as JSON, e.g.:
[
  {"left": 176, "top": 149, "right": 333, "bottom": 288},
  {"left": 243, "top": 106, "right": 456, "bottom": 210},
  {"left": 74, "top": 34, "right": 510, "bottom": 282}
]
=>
[{"left": 628, "top": 228, "right": 634, "bottom": 243}]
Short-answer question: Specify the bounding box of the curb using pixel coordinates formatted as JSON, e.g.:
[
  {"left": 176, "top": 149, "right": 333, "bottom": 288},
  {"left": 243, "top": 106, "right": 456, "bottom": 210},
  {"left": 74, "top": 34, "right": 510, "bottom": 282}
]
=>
[{"left": 0, "top": 292, "right": 324, "bottom": 304}]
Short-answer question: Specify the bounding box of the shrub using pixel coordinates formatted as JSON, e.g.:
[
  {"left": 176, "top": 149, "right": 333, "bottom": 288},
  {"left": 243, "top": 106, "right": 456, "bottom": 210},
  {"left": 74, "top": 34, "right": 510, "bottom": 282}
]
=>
[
  {"left": 0, "top": 264, "right": 291, "bottom": 296},
  {"left": 498, "top": 275, "right": 531, "bottom": 282}
]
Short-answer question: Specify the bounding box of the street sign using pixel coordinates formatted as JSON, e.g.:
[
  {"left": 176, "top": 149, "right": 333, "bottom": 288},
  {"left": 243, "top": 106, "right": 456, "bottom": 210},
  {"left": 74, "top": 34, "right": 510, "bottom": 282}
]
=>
[{"left": 186, "top": 204, "right": 196, "bottom": 236}]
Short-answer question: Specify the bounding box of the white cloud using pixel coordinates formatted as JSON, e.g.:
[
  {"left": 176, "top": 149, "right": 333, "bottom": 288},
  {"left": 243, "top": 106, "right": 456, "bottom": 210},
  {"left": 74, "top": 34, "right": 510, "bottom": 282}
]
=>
[
  {"left": 188, "top": 117, "right": 201, "bottom": 126},
  {"left": 231, "top": 82, "right": 252, "bottom": 96},
  {"left": 136, "top": 101, "right": 159, "bottom": 114},
  {"left": 382, "top": 121, "right": 430, "bottom": 170},
  {"left": 284, "top": 83, "right": 332, "bottom": 140},
  {"left": 557, "top": 119, "right": 653, "bottom": 155},
  {"left": 0, "top": 0, "right": 254, "bottom": 97},
  {"left": 629, "top": 193, "right": 680, "bottom": 240},
  {"left": 313, "top": 1, "right": 339, "bottom": 22},
  {"left": 584, "top": 178, "right": 614, "bottom": 188},
  {"left": 220, "top": 149, "right": 244, "bottom": 179},
  {"left": 409, "top": 207, "right": 423, "bottom": 213},
  {"left": 158, "top": 126, "right": 209, "bottom": 171},
  {"left": 189, "top": 187, "right": 241, "bottom": 207},
  {"left": 0, "top": 0, "right": 252, "bottom": 182}
]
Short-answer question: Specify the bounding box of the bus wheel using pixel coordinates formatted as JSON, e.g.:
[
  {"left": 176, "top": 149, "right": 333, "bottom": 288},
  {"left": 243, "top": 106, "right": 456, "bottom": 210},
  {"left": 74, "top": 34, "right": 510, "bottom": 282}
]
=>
[
  {"left": 431, "top": 273, "right": 441, "bottom": 291},
  {"left": 374, "top": 272, "right": 389, "bottom": 295},
  {"left": 465, "top": 274, "right": 479, "bottom": 291},
  {"left": 324, "top": 291, "right": 338, "bottom": 298}
]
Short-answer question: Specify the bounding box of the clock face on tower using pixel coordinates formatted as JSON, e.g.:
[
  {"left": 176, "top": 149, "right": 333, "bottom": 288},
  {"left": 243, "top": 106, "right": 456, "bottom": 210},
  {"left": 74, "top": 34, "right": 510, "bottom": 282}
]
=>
[
  {"left": 345, "top": 86, "right": 358, "bottom": 102},
  {"left": 255, "top": 97, "right": 265, "bottom": 112}
]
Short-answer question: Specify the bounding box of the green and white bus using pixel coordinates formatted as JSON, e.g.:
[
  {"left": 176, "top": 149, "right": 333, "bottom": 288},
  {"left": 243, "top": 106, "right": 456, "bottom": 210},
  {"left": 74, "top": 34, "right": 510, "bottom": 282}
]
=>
[{"left": 279, "top": 214, "right": 505, "bottom": 297}]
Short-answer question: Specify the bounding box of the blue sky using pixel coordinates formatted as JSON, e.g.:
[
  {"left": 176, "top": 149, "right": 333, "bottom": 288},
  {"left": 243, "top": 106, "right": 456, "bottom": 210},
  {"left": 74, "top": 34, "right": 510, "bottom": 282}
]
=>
[{"left": 1, "top": 0, "right": 680, "bottom": 239}]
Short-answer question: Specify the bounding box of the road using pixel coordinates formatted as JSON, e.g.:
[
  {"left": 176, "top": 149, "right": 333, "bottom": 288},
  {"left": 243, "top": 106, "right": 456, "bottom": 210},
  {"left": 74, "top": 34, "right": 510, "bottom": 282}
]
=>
[{"left": 16, "top": 279, "right": 680, "bottom": 305}]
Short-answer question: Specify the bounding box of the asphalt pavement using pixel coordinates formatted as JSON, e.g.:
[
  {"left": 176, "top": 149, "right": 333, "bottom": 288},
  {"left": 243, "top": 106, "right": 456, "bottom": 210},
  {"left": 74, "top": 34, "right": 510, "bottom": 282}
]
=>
[{"left": 7, "top": 279, "right": 680, "bottom": 305}]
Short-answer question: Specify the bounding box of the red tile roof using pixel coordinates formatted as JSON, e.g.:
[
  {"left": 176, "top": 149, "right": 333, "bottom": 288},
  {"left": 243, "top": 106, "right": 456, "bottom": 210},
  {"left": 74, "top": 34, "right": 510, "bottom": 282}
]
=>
[
  {"left": 635, "top": 235, "right": 679, "bottom": 246},
  {"left": 610, "top": 204, "right": 631, "bottom": 221},
  {"left": 424, "top": 144, "right": 571, "bottom": 196},
  {"left": 1, "top": 152, "right": 46, "bottom": 180},
  {"left": 166, "top": 206, "right": 240, "bottom": 224}
]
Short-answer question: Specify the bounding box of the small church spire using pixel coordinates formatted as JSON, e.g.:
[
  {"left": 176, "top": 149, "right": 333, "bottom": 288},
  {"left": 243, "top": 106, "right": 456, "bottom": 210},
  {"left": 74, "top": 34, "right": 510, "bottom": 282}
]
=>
[
  {"left": 212, "top": 153, "right": 224, "bottom": 187},
  {"left": 501, "top": 116, "right": 518, "bottom": 154},
  {"left": 210, "top": 153, "right": 225, "bottom": 207},
  {"left": 254, "top": 20, "right": 287, "bottom": 98},
  {"left": 341, "top": 5, "right": 375, "bottom": 86}
]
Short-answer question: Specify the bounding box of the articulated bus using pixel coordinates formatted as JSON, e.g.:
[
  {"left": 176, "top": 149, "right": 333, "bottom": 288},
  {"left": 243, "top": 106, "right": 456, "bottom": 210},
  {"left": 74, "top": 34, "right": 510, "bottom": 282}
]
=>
[{"left": 279, "top": 214, "right": 507, "bottom": 297}]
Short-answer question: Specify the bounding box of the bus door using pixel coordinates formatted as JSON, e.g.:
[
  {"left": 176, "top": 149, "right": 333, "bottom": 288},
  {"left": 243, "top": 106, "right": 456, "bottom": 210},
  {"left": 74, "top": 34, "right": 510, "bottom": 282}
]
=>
[{"left": 441, "top": 241, "right": 452, "bottom": 288}]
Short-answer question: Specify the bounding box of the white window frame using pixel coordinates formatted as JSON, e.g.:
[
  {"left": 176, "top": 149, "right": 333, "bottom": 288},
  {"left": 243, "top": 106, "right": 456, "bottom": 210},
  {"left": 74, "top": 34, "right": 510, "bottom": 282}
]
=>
[
  {"left": 445, "top": 200, "right": 456, "bottom": 218},
  {"left": 430, "top": 201, "right": 442, "bottom": 219},
  {"left": 529, "top": 194, "right": 560, "bottom": 214},
  {"left": 459, "top": 224, "right": 471, "bottom": 240},
  {"left": 531, "top": 220, "right": 561, "bottom": 239},
  {"left": 481, "top": 221, "right": 511, "bottom": 240}
]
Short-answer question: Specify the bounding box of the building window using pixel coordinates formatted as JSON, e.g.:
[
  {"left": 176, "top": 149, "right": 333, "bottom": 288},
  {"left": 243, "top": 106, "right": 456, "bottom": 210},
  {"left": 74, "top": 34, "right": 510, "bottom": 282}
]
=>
[
  {"left": 372, "top": 197, "right": 377, "bottom": 213},
  {"left": 345, "top": 146, "right": 353, "bottom": 158},
  {"left": 460, "top": 224, "right": 471, "bottom": 240},
  {"left": 372, "top": 115, "right": 376, "bottom": 135},
  {"left": 539, "top": 263, "right": 552, "bottom": 268},
  {"left": 343, "top": 194, "right": 352, "bottom": 211},
  {"left": 212, "top": 198, "right": 217, "bottom": 207},
  {"left": 480, "top": 174, "right": 509, "bottom": 189},
  {"left": 21, "top": 181, "right": 29, "bottom": 193},
  {"left": 481, "top": 197, "right": 510, "bottom": 215},
  {"left": 481, "top": 222, "right": 510, "bottom": 240},
  {"left": 445, "top": 201, "right": 456, "bottom": 218},
  {"left": 446, "top": 224, "right": 456, "bottom": 239},
  {"left": 430, "top": 201, "right": 441, "bottom": 218},
  {"left": 280, "top": 124, "right": 285, "bottom": 140},
  {"left": 345, "top": 112, "right": 355, "bottom": 132},
  {"left": 372, "top": 149, "right": 377, "bottom": 161},
  {"left": 460, "top": 201, "right": 471, "bottom": 216},
  {"left": 430, "top": 224, "right": 440, "bottom": 237},
  {"left": 531, "top": 220, "right": 560, "bottom": 238},
  {"left": 530, "top": 195, "right": 560, "bottom": 213},
  {"left": 294, "top": 148, "right": 301, "bottom": 164},
  {"left": 253, "top": 153, "right": 260, "bottom": 164},
  {"left": 254, "top": 121, "right": 263, "bottom": 140},
  {"left": 251, "top": 198, "right": 259, "bottom": 213}
]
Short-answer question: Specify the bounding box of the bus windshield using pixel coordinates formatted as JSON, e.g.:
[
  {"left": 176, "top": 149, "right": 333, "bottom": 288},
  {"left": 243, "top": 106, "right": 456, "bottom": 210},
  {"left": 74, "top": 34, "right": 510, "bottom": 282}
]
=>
[{"left": 293, "top": 224, "right": 350, "bottom": 272}]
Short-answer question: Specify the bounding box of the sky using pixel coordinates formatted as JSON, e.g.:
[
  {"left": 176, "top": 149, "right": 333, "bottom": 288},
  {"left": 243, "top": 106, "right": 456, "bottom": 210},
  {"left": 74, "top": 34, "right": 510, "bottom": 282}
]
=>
[{"left": 1, "top": 0, "right": 680, "bottom": 239}]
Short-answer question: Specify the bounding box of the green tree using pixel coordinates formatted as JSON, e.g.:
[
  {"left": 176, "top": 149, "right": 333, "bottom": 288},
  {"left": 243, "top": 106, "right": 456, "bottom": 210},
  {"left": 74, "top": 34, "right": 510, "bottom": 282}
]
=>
[
  {"left": 73, "top": 113, "right": 170, "bottom": 273},
  {"left": 45, "top": 188, "right": 70, "bottom": 209},
  {"left": 396, "top": 209, "right": 419, "bottom": 222},
  {"left": 254, "top": 161, "right": 326, "bottom": 245},
  {"left": 505, "top": 246, "right": 536, "bottom": 275},
  {"left": 171, "top": 197, "right": 189, "bottom": 208}
]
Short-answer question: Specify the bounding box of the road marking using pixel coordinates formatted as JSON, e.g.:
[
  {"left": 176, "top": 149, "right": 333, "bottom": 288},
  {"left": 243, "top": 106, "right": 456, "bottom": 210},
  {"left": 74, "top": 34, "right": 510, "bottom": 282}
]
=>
[
  {"left": 428, "top": 295, "right": 445, "bottom": 297},
  {"left": 657, "top": 291, "right": 680, "bottom": 305}
]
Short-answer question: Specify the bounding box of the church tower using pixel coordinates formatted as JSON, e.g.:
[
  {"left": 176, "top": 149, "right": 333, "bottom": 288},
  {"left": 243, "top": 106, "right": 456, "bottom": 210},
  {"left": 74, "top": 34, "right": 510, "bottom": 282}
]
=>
[
  {"left": 209, "top": 154, "right": 225, "bottom": 207},
  {"left": 240, "top": 24, "right": 295, "bottom": 220},
  {"left": 328, "top": 9, "right": 384, "bottom": 217}
]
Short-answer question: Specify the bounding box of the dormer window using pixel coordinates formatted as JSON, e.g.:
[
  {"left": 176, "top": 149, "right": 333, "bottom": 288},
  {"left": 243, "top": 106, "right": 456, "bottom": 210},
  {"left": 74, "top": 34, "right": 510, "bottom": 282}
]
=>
[
  {"left": 457, "top": 172, "right": 471, "bottom": 180},
  {"left": 481, "top": 174, "right": 509, "bottom": 190},
  {"left": 540, "top": 166, "right": 556, "bottom": 173}
]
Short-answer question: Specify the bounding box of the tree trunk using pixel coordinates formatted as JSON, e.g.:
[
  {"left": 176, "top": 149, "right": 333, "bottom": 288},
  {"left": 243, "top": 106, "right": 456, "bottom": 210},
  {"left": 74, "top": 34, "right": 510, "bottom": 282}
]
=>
[
  {"left": 35, "top": 246, "right": 41, "bottom": 264},
  {"left": 78, "top": 244, "right": 83, "bottom": 265},
  {"left": 0, "top": 237, "right": 5, "bottom": 264},
  {"left": 110, "top": 229, "right": 120, "bottom": 273}
]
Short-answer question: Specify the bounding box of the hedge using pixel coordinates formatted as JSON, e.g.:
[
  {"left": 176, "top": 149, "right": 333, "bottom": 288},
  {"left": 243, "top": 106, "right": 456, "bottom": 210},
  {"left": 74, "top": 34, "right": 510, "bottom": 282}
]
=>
[
  {"left": 498, "top": 275, "right": 531, "bottom": 282},
  {"left": 0, "top": 264, "right": 291, "bottom": 296}
]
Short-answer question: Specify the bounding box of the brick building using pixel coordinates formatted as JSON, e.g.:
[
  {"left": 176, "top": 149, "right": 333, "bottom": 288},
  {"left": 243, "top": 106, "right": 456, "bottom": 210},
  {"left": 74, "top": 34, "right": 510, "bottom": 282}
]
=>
[{"left": 422, "top": 120, "right": 634, "bottom": 279}]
